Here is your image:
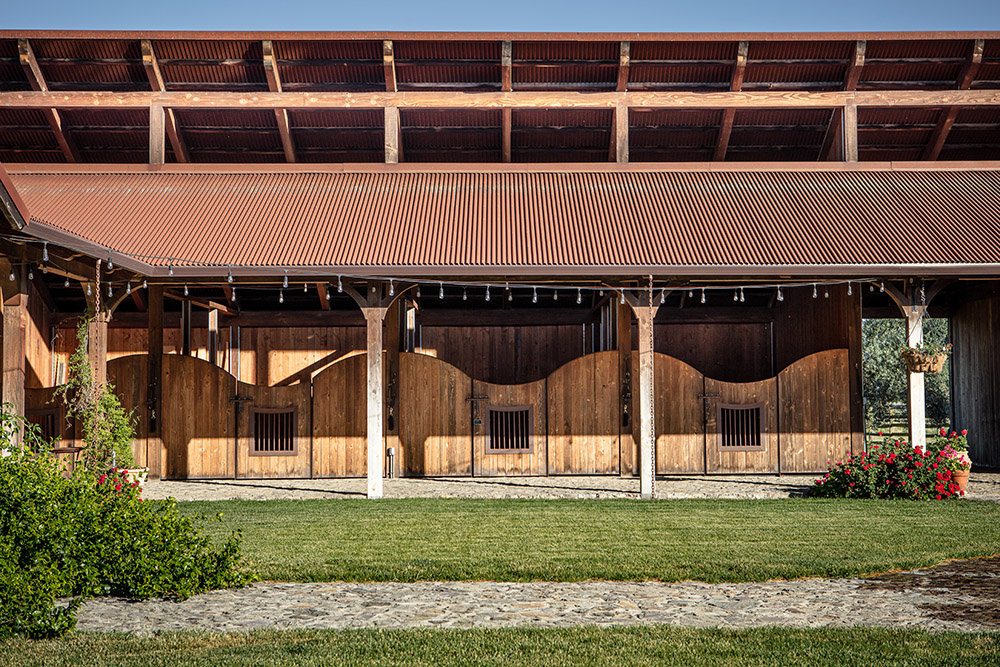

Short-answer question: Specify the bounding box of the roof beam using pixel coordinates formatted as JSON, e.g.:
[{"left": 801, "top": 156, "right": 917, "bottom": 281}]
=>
[
  {"left": 383, "top": 40, "right": 398, "bottom": 93},
  {"left": 18, "top": 39, "right": 79, "bottom": 163},
  {"left": 820, "top": 40, "right": 866, "bottom": 160},
  {"left": 616, "top": 41, "right": 630, "bottom": 92},
  {"left": 923, "top": 39, "right": 985, "bottom": 161},
  {"left": 149, "top": 104, "right": 165, "bottom": 164},
  {"left": 141, "top": 39, "right": 189, "bottom": 163},
  {"left": 3, "top": 89, "right": 1000, "bottom": 110},
  {"left": 713, "top": 40, "right": 748, "bottom": 161},
  {"left": 501, "top": 40, "right": 512, "bottom": 162},
  {"left": 263, "top": 39, "right": 296, "bottom": 163},
  {"left": 609, "top": 101, "right": 628, "bottom": 163},
  {"left": 843, "top": 100, "right": 858, "bottom": 161}
]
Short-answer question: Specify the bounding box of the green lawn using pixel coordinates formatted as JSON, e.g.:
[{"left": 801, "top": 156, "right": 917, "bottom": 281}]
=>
[
  {"left": 2, "top": 627, "right": 997, "bottom": 667},
  {"left": 179, "top": 498, "right": 1000, "bottom": 583}
]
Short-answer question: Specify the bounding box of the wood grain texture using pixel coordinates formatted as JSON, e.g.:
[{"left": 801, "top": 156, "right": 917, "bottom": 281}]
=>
[
  {"left": 778, "top": 349, "right": 851, "bottom": 473},
  {"left": 311, "top": 352, "right": 367, "bottom": 477},
  {"left": 637, "top": 352, "right": 706, "bottom": 474},
  {"left": 398, "top": 352, "right": 472, "bottom": 476},
  {"left": 951, "top": 291, "right": 1000, "bottom": 467},
  {"left": 473, "top": 377, "right": 546, "bottom": 476},
  {"left": 236, "top": 379, "right": 311, "bottom": 478},
  {"left": 704, "top": 376, "right": 779, "bottom": 473},
  {"left": 547, "top": 351, "right": 619, "bottom": 475},
  {"left": 107, "top": 354, "right": 149, "bottom": 469}
]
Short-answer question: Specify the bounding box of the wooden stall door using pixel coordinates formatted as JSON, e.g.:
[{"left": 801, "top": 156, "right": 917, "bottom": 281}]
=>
[
  {"left": 639, "top": 352, "right": 707, "bottom": 474},
  {"left": 399, "top": 352, "right": 472, "bottom": 476},
  {"left": 704, "top": 377, "right": 779, "bottom": 474},
  {"left": 473, "top": 378, "right": 546, "bottom": 476},
  {"left": 312, "top": 353, "right": 367, "bottom": 477},
  {"left": 547, "top": 351, "right": 619, "bottom": 475},
  {"left": 236, "top": 380, "right": 312, "bottom": 479},
  {"left": 161, "top": 355, "right": 236, "bottom": 479},
  {"left": 107, "top": 355, "right": 149, "bottom": 469},
  {"left": 778, "top": 349, "right": 852, "bottom": 473}
]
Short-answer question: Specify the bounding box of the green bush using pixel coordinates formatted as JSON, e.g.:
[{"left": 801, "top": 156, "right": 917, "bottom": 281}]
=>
[
  {"left": 0, "top": 409, "right": 250, "bottom": 639},
  {"left": 810, "top": 432, "right": 967, "bottom": 500}
]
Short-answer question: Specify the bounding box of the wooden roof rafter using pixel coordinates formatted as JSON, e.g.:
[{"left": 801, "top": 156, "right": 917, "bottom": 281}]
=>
[
  {"left": 141, "top": 40, "right": 190, "bottom": 163},
  {"left": 923, "top": 39, "right": 985, "bottom": 161},
  {"left": 819, "top": 40, "right": 866, "bottom": 161},
  {"left": 263, "top": 39, "right": 296, "bottom": 163},
  {"left": 713, "top": 40, "right": 748, "bottom": 162},
  {"left": 18, "top": 39, "right": 80, "bottom": 163}
]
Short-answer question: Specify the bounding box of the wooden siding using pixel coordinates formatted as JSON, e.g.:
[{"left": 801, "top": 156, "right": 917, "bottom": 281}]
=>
[
  {"left": 951, "top": 291, "right": 1000, "bottom": 467},
  {"left": 107, "top": 354, "right": 149, "bottom": 469},
  {"left": 473, "top": 377, "right": 547, "bottom": 476},
  {"left": 311, "top": 352, "right": 367, "bottom": 477},
  {"left": 778, "top": 349, "right": 852, "bottom": 472},
  {"left": 656, "top": 322, "right": 772, "bottom": 383},
  {"left": 237, "top": 326, "right": 365, "bottom": 386},
  {"left": 704, "top": 375, "right": 779, "bottom": 473},
  {"left": 547, "top": 351, "right": 619, "bottom": 474},
  {"left": 647, "top": 353, "right": 706, "bottom": 474},
  {"left": 236, "top": 379, "right": 312, "bottom": 478}
]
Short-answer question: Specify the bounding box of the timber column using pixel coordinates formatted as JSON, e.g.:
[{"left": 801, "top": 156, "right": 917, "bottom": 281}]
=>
[
  {"left": 1, "top": 259, "right": 29, "bottom": 443},
  {"left": 146, "top": 285, "right": 164, "bottom": 479},
  {"left": 905, "top": 305, "right": 927, "bottom": 451},
  {"left": 624, "top": 285, "right": 660, "bottom": 499}
]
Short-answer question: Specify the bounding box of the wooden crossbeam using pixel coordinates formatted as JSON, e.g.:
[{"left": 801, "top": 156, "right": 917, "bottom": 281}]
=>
[
  {"left": 819, "top": 40, "right": 866, "bottom": 161},
  {"left": 263, "top": 39, "right": 296, "bottom": 163},
  {"left": 713, "top": 41, "right": 748, "bottom": 161},
  {"left": 616, "top": 41, "right": 630, "bottom": 92},
  {"left": 923, "top": 39, "right": 985, "bottom": 161},
  {"left": 5, "top": 89, "right": 999, "bottom": 110},
  {"left": 141, "top": 39, "right": 189, "bottom": 163},
  {"left": 18, "top": 39, "right": 79, "bottom": 162},
  {"left": 502, "top": 40, "right": 512, "bottom": 162},
  {"left": 383, "top": 40, "right": 398, "bottom": 93}
]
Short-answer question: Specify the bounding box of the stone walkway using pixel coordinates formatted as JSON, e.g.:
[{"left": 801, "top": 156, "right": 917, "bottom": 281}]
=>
[
  {"left": 143, "top": 471, "right": 1000, "bottom": 502},
  {"left": 77, "top": 557, "right": 1000, "bottom": 634}
]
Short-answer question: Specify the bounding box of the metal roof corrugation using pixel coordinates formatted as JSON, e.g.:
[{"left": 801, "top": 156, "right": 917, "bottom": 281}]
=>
[
  {"left": 512, "top": 42, "right": 617, "bottom": 60},
  {"left": 859, "top": 107, "right": 942, "bottom": 125},
  {"left": 175, "top": 109, "right": 277, "bottom": 128},
  {"left": 399, "top": 64, "right": 500, "bottom": 86},
  {"left": 630, "top": 41, "right": 737, "bottom": 60},
  {"left": 400, "top": 109, "right": 501, "bottom": 127},
  {"left": 288, "top": 109, "right": 382, "bottom": 128},
  {"left": 0, "top": 108, "right": 51, "bottom": 125},
  {"left": 748, "top": 41, "right": 852, "bottom": 60},
  {"left": 861, "top": 62, "right": 961, "bottom": 85},
  {"left": 514, "top": 109, "right": 612, "bottom": 127},
  {"left": 744, "top": 62, "right": 844, "bottom": 86},
  {"left": 629, "top": 64, "right": 730, "bottom": 86},
  {"left": 0, "top": 150, "right": 62, "bottom": 162},
  {"left": 395, "top": 40, "right": 500, "bottom": 60},
  {"left": 272, "top": 40, "right": 381, "bottom": 60},
  {"left": 630, "top": 127, "right": 716, "bottom": 148},
  {"left": 864, "top": 39, "right": 970, "bottom": 59},
  {"left": 278, "top": 64, "right": 383, "bottom": 89},
  {"left": 61, "top": 108, "right": 148, "bottom": 126},
  {"left": 630, "top": 109, "right": 723, "bottom": 127},
  {"left": 11, "top": 168, "right": 1000, "bottom": 269},
  {"left": 734, "top": 109, "right": 831, "bottom": 126}
]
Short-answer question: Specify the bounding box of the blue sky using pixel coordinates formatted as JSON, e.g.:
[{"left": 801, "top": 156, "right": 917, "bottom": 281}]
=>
[{"left": 4, "top": 0, "right": 999, "bottom": 32}]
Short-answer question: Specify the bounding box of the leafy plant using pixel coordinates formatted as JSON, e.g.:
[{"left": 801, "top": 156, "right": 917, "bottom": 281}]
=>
[
  {"left": 810, "top": 432, "right": 965, "bottom": 500},
  {"left": 0, "top": 406, "right": 249, "bottom": 639},
  {"left": 900, "top": 341, "right": 954, "bottom": 357},
  {"left": 52, "top": 317, "right": 135, "bottom": 471}
]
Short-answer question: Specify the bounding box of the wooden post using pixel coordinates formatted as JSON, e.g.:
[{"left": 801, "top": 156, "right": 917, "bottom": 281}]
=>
[
  {"left": 149, "top": 103, "right": 165, "bottom": 165},
  {"left": 906, "top": 305, "right": 927, "bottom": 451},
  {"left": 843, "top": 100, "right": 858, "bottom": 162},
  {"left": 617, "top": 298, "right": 634, "bottom": 476},
  {"left": 635, "top": 302, "right": 659, "bottom": 499},
  {"left": 146, "top": 285, "right": 163, "bottom": 479},
  {"left": 611, "top": 101, "right": 628, "bottom": 163},
  {"left": 207, "top": 308, "right": 218, "bottom": 365},
  {"left": 1, "top": 261, "right": 29, "bottom": 443},
  {"left": 84, "top": 276, "right": 108, "bottom": 388},
  {"left": 363, "top": 298, "right": 387, "bottom": 498},
  {"left": 181, "top": 300, "right": 192, "bottom": 356},
  {"left": 384, "top": 106, "right": 400, "bottom": 164},
  {"left": 384, "top": 299, "right": 401, "bottom": 478}
]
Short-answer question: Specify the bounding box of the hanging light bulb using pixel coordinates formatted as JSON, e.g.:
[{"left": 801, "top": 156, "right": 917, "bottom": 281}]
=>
[
  {"left": 599, "top": 289, "right": 604, "bottom": 297},
  {"left": 227, "top": 268, "right": 233, "bottom": 284},
  {"left": 847, "top": 282, "right": 853, "bottom": 296},
  {"left": 230, "top": 287, "right": 237, "bottom": 302},
  {"left": 507, "top": 284, "right": 512, "bottom": 302},
  {"left": 126, "top": 282, "right": 132, "bottom": 295},
  {"left": 7, "top": 268, "right": 14, "bottom": 282},
  {"left": 168, "top": 265, "right": 174, "bottom": 277},
  {"left": 824, "top": 287, "right": 829, "bottom": 299},
  {"left": 279, "top": 289, "right": 284, "bottom": 304},
  {"left": 688, "top": 290, "right": 694, "bottom": 298},
  {"left": 553, "top": 289, "right": 558, "bottom": 301},
  {"left": 183, "top": 283, "right": 189, "bottom": 296},
  {"left": 389, "top": 279, "right": 395, "bottom": 297},
  {"left": 42, "top": 242, "right": 49, "bottom": 262},
  {"left": 577, "top": 288, "right": 582, "bottom": 305},
  {"left": 733, "top": 289, "right": 738, "bottom": 302},
  {"left": 813, "top": 283, "right": 818, "bottom": 298},
  {"left": 27, "top": 265, "right": 33, "bottom": 280},
  {"left": 108, "top": 283, "right": 113, "bottom": 298},
  {"left": 142, "top": 279, "right": 147, "bottom": 290},
  {"left": 869, "top": 283, "right": 874, "bottom": 292},
  {"left": 303, "top": 282, "right": 308, "bottom": 293},
  {"left": 532, "top": 286, "right": 538, "bottom": 304},
  {"left": 337, "top": 276, "right": 343, "bottom": 293},
  {"left": 880, "top": 281, "right": 885, "bottom": 293},
  {"left": 87, "top": 283, "right": 92, "bottom": 296},
  {"left": 485, "top": 285, "right": 491, "bottom": 302},
  {"left": 620, "top": 291, "right": 625, "bottom": 305},
  {"left": 416, "top": 285, "right": 421, "bottom": 298},
  {"left": 439, "top": 282, "right": 445, "bottom": 299},
  {"left": 64, "top": 276, "right": 70, "bottom": 288},
  {"left": 325, "top": 287, "right": 331, "bottom": 302},
  {"left": 283, "top": 270, "right": 288, "bottom": 288},
  {"left": 107, "top": 251, "right": 113, "bottom": 270},
  {"left": 462, "top": 287, "right": 467, "bottom": 301},
  {"left": 700, "top": 288, "right": 706, "bottom": 304},
  {"left": 41, "top": 264, "right": 47, "bottom": 274},
  {"left": 660, "top": 289, "right": 667, "bottom": 305},
  {"left": 777, "top": 286, "right": 784, "bottom": 302},
  {"left": 739, "top": 287, "right": 745, "bottom": 303}
]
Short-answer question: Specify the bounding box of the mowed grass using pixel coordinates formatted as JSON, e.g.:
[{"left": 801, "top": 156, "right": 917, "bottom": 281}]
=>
[
  {"left": 179, "top": 498, "right": 1000, "bottom": 583},
  {"left": 2, "top": 628, "right": 997, "bottom": 667}
]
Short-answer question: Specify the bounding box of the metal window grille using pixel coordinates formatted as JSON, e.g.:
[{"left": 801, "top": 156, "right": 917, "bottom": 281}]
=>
[
  {"left": 717, "top": 403, "right": 766, "bottom": 452},
  {"left": 251, "top": 407, "right": 297, "bottom": 456},
  {"left": 486, "top": 405, "right": 533, "bottom": 453}
]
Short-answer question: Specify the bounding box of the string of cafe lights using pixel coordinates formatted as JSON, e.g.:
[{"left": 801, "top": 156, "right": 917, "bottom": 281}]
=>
[{"left": 9, "top": 239, "right": 892, "bottom": 307}]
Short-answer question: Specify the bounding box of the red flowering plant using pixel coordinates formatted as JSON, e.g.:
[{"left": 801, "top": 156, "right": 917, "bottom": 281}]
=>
[
  {"left": 810, "top": 430, "right": 965, "bottom": 500},
  {"left": 927, "top": 427, "right": 972, "bottom": 473}
]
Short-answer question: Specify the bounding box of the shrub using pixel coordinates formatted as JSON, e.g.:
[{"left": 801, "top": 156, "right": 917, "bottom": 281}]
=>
[
  {"left": 0, "top": 408, "right": 250, "bottom": 639},
  {"left": 810, "top": 432, "right": 966, "bottom": 500}
]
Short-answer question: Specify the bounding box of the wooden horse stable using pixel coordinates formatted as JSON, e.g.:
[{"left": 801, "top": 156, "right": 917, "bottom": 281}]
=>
[{"left": 1, "top": 30, "right": 1000, "bottom": 498}]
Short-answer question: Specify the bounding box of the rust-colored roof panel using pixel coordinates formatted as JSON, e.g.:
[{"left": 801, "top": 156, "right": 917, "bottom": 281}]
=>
[{"left": 8, "top": 167, "right": 1000, "bottom": 272}]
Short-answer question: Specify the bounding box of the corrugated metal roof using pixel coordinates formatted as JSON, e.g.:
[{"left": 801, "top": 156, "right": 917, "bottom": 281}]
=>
[{"left": 8, "top": 167, "right": 1000, "bottom": 272}]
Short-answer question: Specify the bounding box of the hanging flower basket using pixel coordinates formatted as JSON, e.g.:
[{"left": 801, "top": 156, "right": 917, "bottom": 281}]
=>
[{"left": 900, "top": 349, "right": 947, "bottom": 373}]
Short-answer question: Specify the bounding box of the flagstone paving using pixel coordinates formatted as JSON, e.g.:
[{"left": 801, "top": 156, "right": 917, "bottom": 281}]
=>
[
  {"left": 76, "top": 557, "right": 1000, "bottom": 634},
  {"left": 142, "top": 471, "right": 1000, "bottom": 502}
]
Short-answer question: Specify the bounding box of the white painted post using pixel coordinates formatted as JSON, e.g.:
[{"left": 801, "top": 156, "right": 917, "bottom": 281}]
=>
[
  {"left": 637, "top": 306, "right": 656, "bottom": 499},
  {"left": 906, "top": 306, "right": 927, "bottom": 451},
  {"left": 364, "top": 307, "right": 386, "bottom": 499}
]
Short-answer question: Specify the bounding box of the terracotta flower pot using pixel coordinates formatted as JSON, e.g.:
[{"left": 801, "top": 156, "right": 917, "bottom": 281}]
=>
[
  {"left": 952, "top": 469, "right": 970, "bottom": 494},
  {"left": 900, "top": 350, "right": 947, "bottom": 373}
]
